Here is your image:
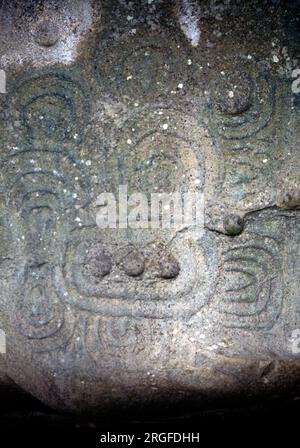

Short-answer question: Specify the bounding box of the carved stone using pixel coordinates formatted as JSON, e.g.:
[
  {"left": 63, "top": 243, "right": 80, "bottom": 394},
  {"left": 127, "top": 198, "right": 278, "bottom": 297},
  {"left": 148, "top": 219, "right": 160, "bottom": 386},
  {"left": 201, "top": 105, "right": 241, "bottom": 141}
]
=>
[{"left": 0, "top": 0, "right": 299, "bottom": 416}]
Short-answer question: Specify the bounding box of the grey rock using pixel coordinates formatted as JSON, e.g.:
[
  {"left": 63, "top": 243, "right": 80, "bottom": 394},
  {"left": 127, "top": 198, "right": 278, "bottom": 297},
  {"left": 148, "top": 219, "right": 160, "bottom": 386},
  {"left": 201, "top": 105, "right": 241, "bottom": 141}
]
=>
[{"left": 0, "top": 0, "right": 299, "bottom": 416}]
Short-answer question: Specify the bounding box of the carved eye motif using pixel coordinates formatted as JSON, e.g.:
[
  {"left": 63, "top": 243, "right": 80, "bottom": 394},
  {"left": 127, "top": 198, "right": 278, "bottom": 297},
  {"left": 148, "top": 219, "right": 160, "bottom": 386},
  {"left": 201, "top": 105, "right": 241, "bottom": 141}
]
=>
[
  {"left": 70, "top": 239, "right": 181, "bottom": 289},
  {"left": 222, "top": 245, "right": 273, "bottom": 309},
  {"left": 213, "top": 233, "right": 283, "bottom": 330},
  {"left": 215, "top": 70, "right": 253, "bottom": 116},
  {"left": 24, "top": 95, "right": 74, "bottom": 141},
  {"left": 210, "top": 67, "right": 275, "bottom": 139},
  {"left": 11, "top": 72, "right": 90, "bottom": 147},
  {"left": 96, "top": 35, "right": 188, "bottom": 100},
  {"left": 82, "top": 245, "right": 113, "bottom": 282},
  {"left": 54, "top": 227, "right": 217, "bottom": 320},
  {"left": 120, "top": 251, "right": 145, "bottom": 277}
]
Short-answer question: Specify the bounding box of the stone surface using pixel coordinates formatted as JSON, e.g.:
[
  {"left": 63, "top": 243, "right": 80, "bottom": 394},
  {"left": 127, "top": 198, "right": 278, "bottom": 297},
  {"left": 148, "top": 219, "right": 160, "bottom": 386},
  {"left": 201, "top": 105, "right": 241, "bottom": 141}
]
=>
[{"left": 0, "top": 0, "right": 299, "bottom": 416}]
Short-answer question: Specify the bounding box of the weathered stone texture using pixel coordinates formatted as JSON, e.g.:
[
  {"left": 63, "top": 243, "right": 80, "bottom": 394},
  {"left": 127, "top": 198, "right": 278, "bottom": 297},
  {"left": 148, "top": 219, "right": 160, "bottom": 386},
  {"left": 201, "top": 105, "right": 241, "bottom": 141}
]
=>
[{"left": 0, "top": 0, "right": 299, "bottom": 415}]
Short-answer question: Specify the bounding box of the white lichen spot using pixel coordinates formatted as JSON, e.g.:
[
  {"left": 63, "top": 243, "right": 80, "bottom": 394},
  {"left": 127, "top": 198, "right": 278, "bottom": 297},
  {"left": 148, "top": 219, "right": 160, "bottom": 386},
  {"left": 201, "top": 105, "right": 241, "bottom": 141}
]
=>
[{"left": 162, "top": 123, "right": 169, "bottom": 130}]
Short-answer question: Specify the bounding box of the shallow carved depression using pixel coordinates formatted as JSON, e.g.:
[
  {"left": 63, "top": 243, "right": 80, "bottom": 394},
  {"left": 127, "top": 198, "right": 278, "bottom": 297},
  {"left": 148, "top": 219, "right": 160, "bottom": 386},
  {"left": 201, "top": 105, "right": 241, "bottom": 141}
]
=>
[{"left": 0, "top": 0, "right": 299, "bottom": 417}]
